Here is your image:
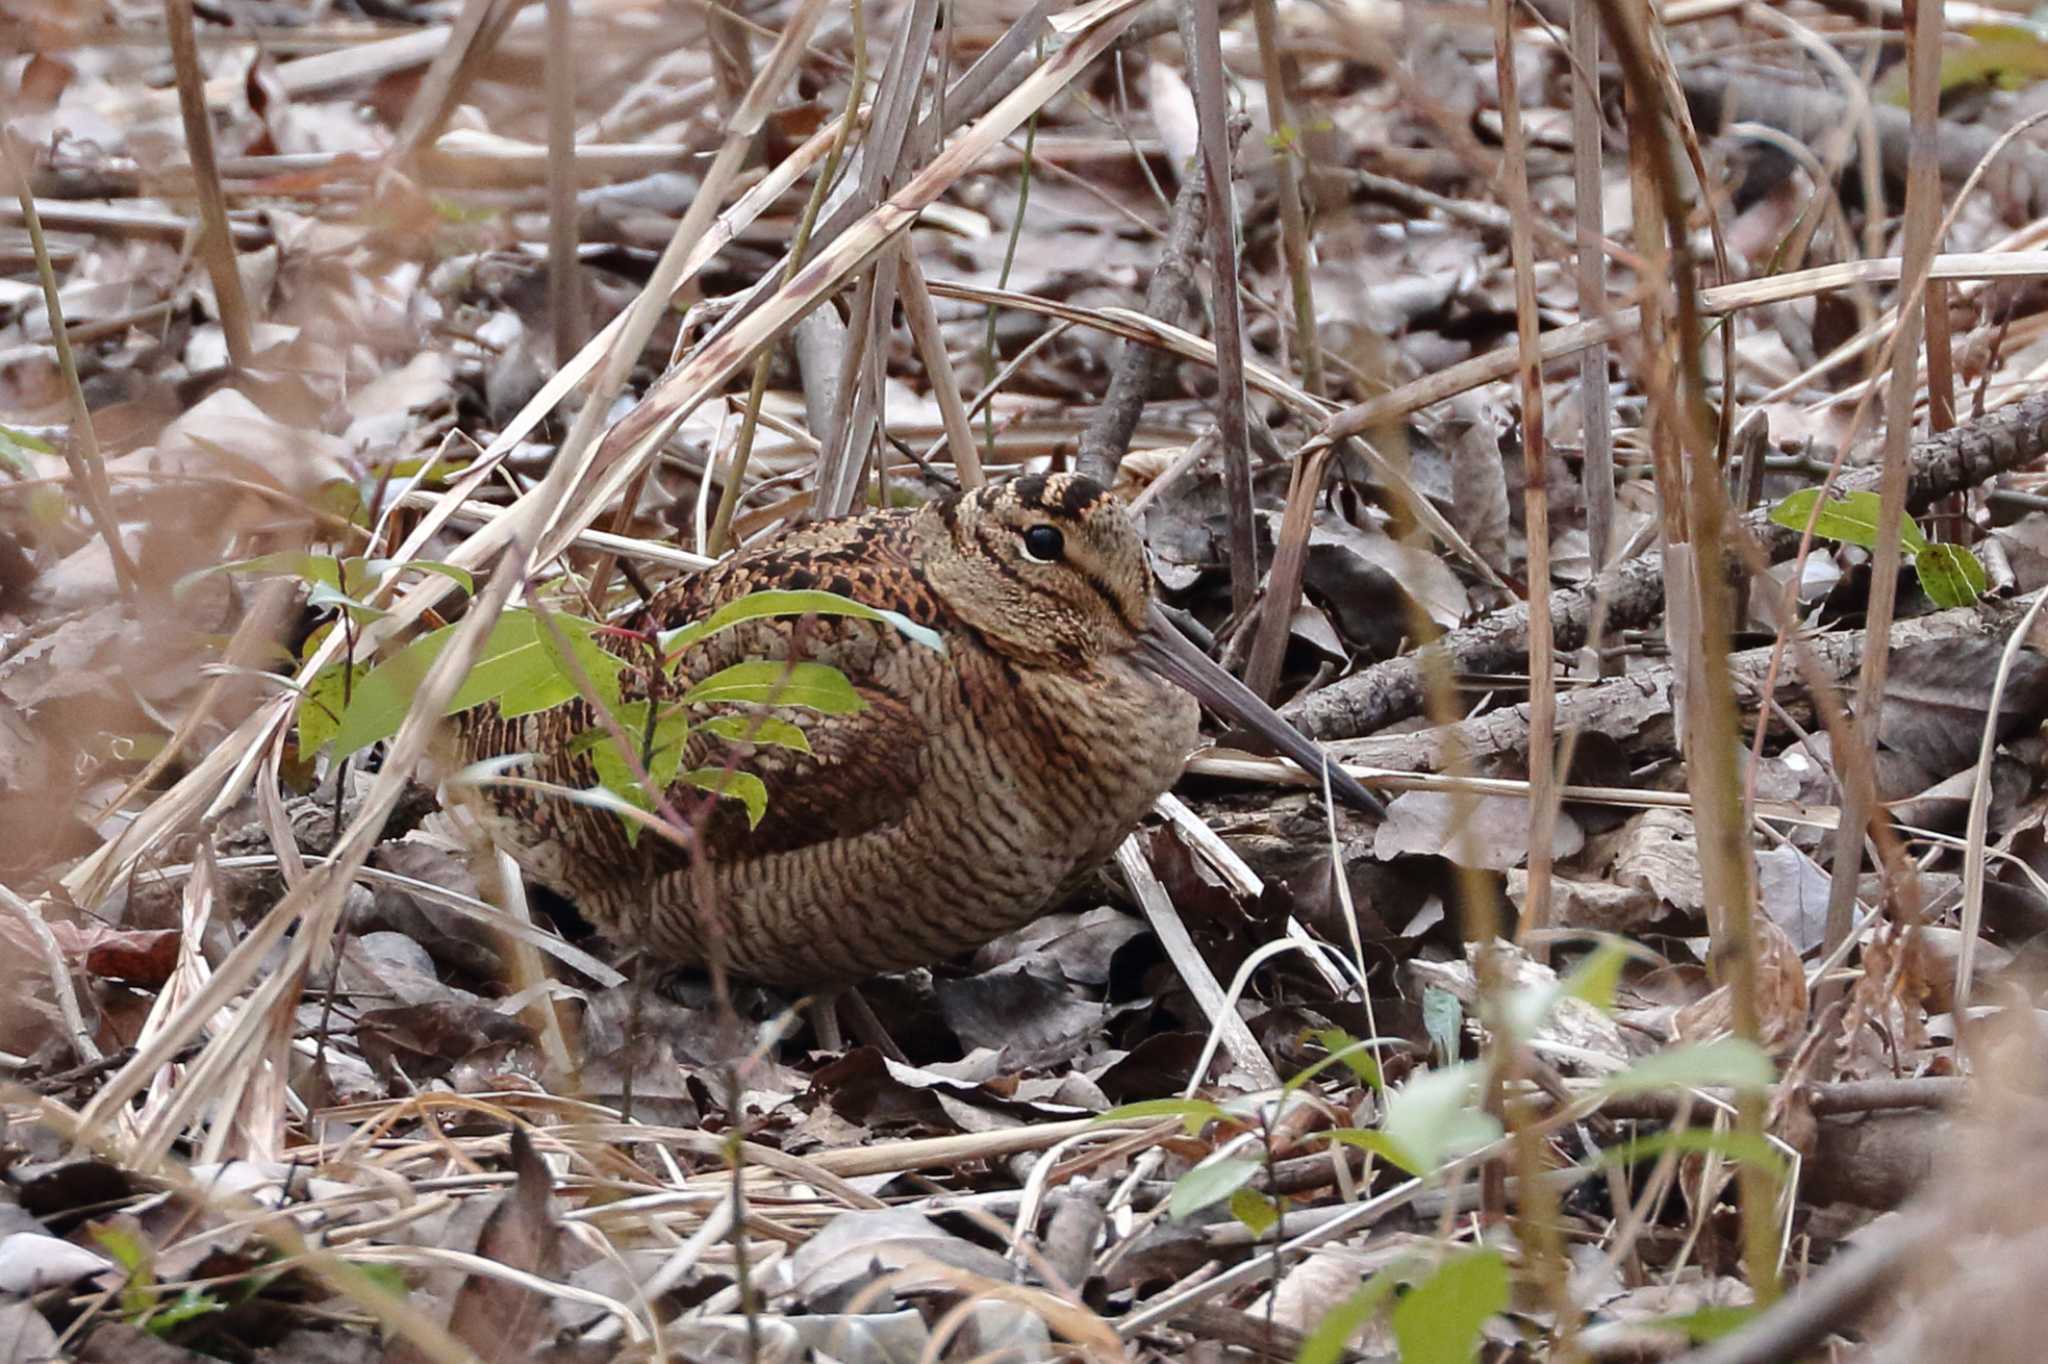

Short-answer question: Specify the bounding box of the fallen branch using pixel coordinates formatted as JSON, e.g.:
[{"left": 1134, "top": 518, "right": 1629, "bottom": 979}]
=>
[
  {"left": 1325, "top": 598, "right": 2027, "bottom": 776},
  {"left": 1288, "top": 389, "right": 2048, "bottom": 740}
]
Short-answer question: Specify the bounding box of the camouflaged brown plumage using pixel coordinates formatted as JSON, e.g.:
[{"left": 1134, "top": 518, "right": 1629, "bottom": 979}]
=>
[{"left": 450, "top": 473, "right": 1203, "bottom": 988}]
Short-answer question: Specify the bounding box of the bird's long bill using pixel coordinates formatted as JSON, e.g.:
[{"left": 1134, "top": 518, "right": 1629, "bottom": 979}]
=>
[{"left": 1136, "top": 603, "right": 1383, "bottom": 814}]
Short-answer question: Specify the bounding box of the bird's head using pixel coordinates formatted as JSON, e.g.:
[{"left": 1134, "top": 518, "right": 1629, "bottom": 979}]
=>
[{"left": 922, "top": 473, "right": 1152, "bottom": 666}]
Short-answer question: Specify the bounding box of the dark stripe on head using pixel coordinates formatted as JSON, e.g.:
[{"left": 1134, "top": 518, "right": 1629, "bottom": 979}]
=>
[
  {"left": 1012, "top": 473, "right": 1051, "bottom": 512},
  {"left": 1055, "top": 474, "right": 1104, "bottom": 518},
  {"left": 975, "top": 520, "right": 1032, "bottom": 593},
  {"left": 1078, "top": 567, "right": 1140, "bottom": 633}
]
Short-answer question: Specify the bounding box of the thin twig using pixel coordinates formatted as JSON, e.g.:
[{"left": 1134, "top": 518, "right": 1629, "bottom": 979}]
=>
[{"left": 1, "top": 138, "right": 139, "bottom": 599}]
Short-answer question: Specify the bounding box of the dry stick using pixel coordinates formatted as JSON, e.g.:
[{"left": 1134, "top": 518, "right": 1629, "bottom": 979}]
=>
[
  {"left": 1248, "top": 0, "right": 1320, "bottom": 399},
  {"left": 549, "top": 6, "right": 1146, "bottom": 570},
  {"left": 1185, "top": 0, "right": 1258, "bottom": 620},
  {"left": 1821, "top": 0, "right": 1946, "bottom": 968},
  {"left": 705, "top": 0, "right": 866, "bottom": 556},
  {"left": 544, "top": 0, "right": 580, "bottom": 369},
  {"left": 381, "top": 0, "right": 521, "bottom": 170},
  {"left": 1676, "top": 67, "right": 2048, "bottom": 222},
  {"left": 814, "top": 0, "right": 941, "bottom": 520},
  {"left": 164, "top": 0, "right": 254, "bottom": 369},
  {"left": 1603, "top": 0, "right": 1777, "bottom": 1305},
  {"left": 2, "top": 141, "right": 139, "bottom": 600},
  {"left": 1235, "top": 0, "right": 1331, "bottom": 703},
  {"left": 1286, "top": 388, "right": 2048, "bottom": 741},
  {"left": 1569, "top": 0, "right": 1615, "bottom": 597},
  {"left": 1072, "top": 167, "right": 1207, "bottom": 487},
  {"left": 1242, "top": 443, "right": 1330, "bottom": 702},
  {"left": 691, "top": 0, "right": 1204, "bottom": 372},
  {"left": 1674, "top": 1207, "right": 1934, "bottom": 1364},
  {"left": 1491, "top": 0, "right": 1556, "bottom": 963},
  {"left": 1321, "top": 598, "right": 2021, "bottom": 781},
  {"left": 895, "top": 246, "right": 986, "bottom": 490}
]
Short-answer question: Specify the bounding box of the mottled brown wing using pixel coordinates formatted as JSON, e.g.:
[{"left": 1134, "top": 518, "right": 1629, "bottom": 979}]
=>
[{"left": 601, "top": 508, "right": 947, "bottom": 872}]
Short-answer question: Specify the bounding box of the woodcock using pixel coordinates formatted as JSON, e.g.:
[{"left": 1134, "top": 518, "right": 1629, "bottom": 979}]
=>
[{"left": 452, "top": 472, "right": 1378, "bottom": 988}]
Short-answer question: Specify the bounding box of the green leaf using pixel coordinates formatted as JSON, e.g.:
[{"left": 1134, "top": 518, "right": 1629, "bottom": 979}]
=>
[
  {"left": 1561, "top": 938, "right": 1631, "bottom": 1011},
  {"left": 1768, "top": 489, "right": 1925, "bottom": 553},
  {"left": 1600, "top": 1037, "right": 1775, "bottom": 1096},
  {"left": 659, "top": 588, "right": 946, "bottom": 659},
  {"left": 570, "top": 701, "right": 693, "bottom": 833},
  {"left": 1501, "top": 938, "right": 1633, "bottom": 1042},
  {"left": 298, "top": 657, "right": 368, "bottom": 758},
  {"left": 1651, "top": 1304, "right": 1759, "bottom": 1344},
  {"left": 305, "top": 580, "right": 386, "bottom": 624},
  {"left": 699, "top": 713, "right": 814, "bottom": 753},
  {"left": 1229, "top": 1187, "right": 1280, "bottom": 1237},
  {"left": 0, "top": 423, "right": 54, "bottom": 469},
  {"left": 1594, "top": 1126, "right": 1789, "bottom": 1180},
  {"left": 680, "top": 766, "right": 768, "bottom": 829},
  {"left": 1097, "top": 1097, "right": 1237, "bottom": 1136},
  {"left": 146, "top": 1289, "right": 224, "bottom": 1335},
  {"left": 1319, "top": 1127, "right": 1426, "bottom": 1177},
  {"left": 1168, "top": 1158, "right": 1262, "bottom": 1220},
  {"left": 1285, "top": 1033, "right": 1394, "bottom": 1094},
  {"left": 1422, "top": 986, "right": 1463, "bottom": 1063},
  {"left": 681, "top": 659, "right": 865, "bottom": 713},
  {"left": 1392, "top": 1249, "right": 1509, "bottom": 1364},
  {"left": 198, "top": 550, "right": 345, "bottom": 596},
  {"left": 329, "top": 609, "right": 625, "bottom": 760},
  {"left": 348, "top": 556, "right": 474, "bottom": 595},
  {"left": 1915, "top": 541, "right": 1987, "bottom": 608},
  {"left": 91, "top": 1223, "right": 149, "bottom": 1276},
  {"left": 1381, "top": 1063, "right": 1503, "bottom": 1176},
  {"left": 1296, "top": 1273, "right": 1400, "bottom": 1364}
]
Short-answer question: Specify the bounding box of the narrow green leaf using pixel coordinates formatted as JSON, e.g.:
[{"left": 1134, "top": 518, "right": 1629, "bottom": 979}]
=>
[
  {"left": 1422, "top": 986, "right": 1463, "bottom": 1062},
  {"left": 1296, "top": 1274, "right": 1400, "bottom": 1364},
  {"left": 1310, "top": 1028, "right": 1385, "bottom": 1091},
  {"left": 1768, "top": 489, "right": 1925, "bottom": 553},
  {"left": 0, "top": 422, "right": 54, "bottom": 456},
  {"left": 349, "top": 556, "right": 474, "bottom": 594},
  {"left": 1168, "top": 1158, "right": 1262, "bottom": 1220},
  {"left": 195, "top": 550, "right": 344, "bottom": 596},
  {"left": 1594, "top": 1127, "right": 1788, "bottom": 1180},
  {"left": 1501, "top": 937, "right": 1634, "bottom": 1042},
  {"left": 681, "top": 766, "right": 768, "bottom": 828},
  {"left": 681, "top": 659, "right": 865, "bottom": 713},
  {"left": 1652, "top": 1304, "right": 1760, "bottom": 1344},
  {"left": 1915, "top": 541, "right": 1987, "bottom": 608},
  {"left": 659, "top": 588, "right": 945, "bottom": 658},
  {"left": 305, "top": 580, "right": 386, "bottom": 624},
  {"left": 573, "top": 702, "right": 694, "bottom": 834},
  {"left": 1391, "top": 1249, "right": 1509, "bottom": 1364},
  {"left": 1285, "top": 1034, "right": 1396, "bottom": 1094},
  {"left": 1599, "top": 1037, "right": 1775, "bottom": 1096},
  {"left": 329, "top": 609, "right": 624, "bottom": 759},
  {"left": 699, "top": 713, "right": 814, "bottom": 753},
  {"left": 1560, "top": 938, "right": 1631, "bottom": 1012},
  {"left": 1229, "top": 1187, "right": 1280, "bottom": 1237},
  {"left": 1318, "top": 1127, "right": 1425, "bottom": 1177},
  {"left": 1097, "top": 1097, "right": 1236, "bottom": 1136},
  {"left": 146, "top": 1290, "right": 224, "bottom": 1335}
]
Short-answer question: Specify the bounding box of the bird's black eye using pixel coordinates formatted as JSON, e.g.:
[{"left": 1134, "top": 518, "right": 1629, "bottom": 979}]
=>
[{"left": 1020, "top": 524, "right": 1065, "bottom": 563}]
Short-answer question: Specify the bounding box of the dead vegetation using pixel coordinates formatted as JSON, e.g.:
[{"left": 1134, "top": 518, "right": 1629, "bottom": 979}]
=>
[{"left": 7, "top": 0, "right": 2048, "bottom": 1359}]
